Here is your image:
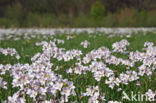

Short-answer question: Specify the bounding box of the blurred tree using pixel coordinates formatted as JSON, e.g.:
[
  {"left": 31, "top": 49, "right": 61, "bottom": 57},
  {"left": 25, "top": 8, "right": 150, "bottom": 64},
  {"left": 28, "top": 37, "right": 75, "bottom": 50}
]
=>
[
  {"left": 90, "top": 0, "right": 105, "bottom": 20},
  {"left": 0, "top": 0, "right": 156, "bottom": 27},
  {"left": 0, "top": 0, "right": 16, "bottom": 17},
  {"left": 5, "top": 3, "right": 22, "bottom": 19}
]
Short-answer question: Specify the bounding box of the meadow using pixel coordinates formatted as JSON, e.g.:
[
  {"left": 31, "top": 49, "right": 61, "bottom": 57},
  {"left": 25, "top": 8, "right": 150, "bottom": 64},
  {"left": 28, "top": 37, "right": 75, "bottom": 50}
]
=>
[{"left": 0, "top": 29, "right": 156, "bottom": 103}]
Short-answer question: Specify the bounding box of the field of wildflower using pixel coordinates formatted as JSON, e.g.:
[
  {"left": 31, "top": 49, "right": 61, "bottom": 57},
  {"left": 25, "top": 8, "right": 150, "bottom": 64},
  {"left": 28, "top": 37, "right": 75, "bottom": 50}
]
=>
[{"left": 0, "top": 28, "right": 156, "bottom": 103}]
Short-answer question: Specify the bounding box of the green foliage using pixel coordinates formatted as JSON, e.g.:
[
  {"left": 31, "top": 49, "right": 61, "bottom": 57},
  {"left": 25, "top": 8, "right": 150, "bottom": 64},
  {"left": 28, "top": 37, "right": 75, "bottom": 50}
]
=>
[
  {"left": 146, "top": 10, "right": 156, "bottom": 27},
  {"left": 5, "top": 3, "right": 23, "bottom": 21},
  {"left": 24, "top": 13, "right": 58, "bottom": 27},
  {"left": 0, "top": 6, "right": 156, "bottom": 28},
  {"left": 90, "top": 0, "right": 106, "bottom": 20},
  {"left": 103, "top": 13, "right": 117, "bottom": 27},
  {"left": 0, "top": 0, "right": 156, "bottom": 27},
  {"left": 57, "top": 14, "right": 74, "bottom": 27},
  {"left": 0, "top": 2, "right": 24, "bottom": 27},
  {"left": 24, "top": 13, "right": 41, "bottom": 27},
  {"left": 74, "top": 13, "right": 91, "bottom": 27},
  {"left": 135, "top": 10, "right": 148, "bottom": 26},
  {"left": 0, "top": 18, "right": 19, "bottom": 28}
]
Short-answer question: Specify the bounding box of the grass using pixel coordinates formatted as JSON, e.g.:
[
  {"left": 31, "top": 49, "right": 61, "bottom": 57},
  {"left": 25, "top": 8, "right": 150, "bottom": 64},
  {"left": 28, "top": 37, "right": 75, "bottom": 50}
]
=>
[{"left": 0, "top": 32, "right": 156, "bottom": 103}]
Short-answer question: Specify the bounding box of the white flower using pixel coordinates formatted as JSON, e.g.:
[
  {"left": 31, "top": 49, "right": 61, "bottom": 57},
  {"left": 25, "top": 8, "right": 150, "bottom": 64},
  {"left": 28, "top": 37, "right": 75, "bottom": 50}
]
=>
[
  {"left": 26, "top": 89, "right": 37, "bottom": 99},
  {"left": 80, "top": 40, "right": 90, "bottom": 48},
  {"left": 0, "top": 77, "right": 7, "bottom": 89},
  {"left": 146, "top": 89, "right": 156, "bottom": 101}
]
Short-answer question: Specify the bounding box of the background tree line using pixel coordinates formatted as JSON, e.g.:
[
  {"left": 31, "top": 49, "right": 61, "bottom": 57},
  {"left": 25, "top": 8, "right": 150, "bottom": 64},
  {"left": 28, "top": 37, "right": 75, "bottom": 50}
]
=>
[{"left": 0, "top": 0, "right": 156, "bottom": 28}]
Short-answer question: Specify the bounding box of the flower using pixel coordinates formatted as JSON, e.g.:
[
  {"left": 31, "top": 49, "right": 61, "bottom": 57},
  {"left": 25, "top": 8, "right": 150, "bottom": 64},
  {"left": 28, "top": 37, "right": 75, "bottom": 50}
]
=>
[{"left": 80, "top": 40, "right": 90, "bottom": 48}]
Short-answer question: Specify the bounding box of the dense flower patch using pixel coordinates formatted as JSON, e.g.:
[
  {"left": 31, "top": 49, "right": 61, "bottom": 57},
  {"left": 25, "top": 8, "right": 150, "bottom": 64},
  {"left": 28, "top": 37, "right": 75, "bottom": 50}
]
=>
[{"left": 0, "top": 29, "right": 156, "bottom": 103}]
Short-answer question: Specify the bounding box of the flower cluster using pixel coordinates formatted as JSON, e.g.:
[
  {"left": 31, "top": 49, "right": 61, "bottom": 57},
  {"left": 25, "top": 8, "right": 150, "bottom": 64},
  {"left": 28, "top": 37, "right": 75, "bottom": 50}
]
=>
[
  {"left": 66, "top": 39, "right": 156, "bottom": 93},
  {"left": 0, "top": 48, "right": 20, "bottom": 59},
  {"left": 0, "top": 77, "right": 7, "bottom": 89},
  {"left": 1, "top": 41, "right": 77, "bottom": 103},
  {"left": 112, "top": 39, "right": 130, "bottom": 53},
  {"left": 80, "top": 40, "right": 90, "bottom": 48},
  {"left": 36, "top": 41, "right": 82, "bottom": 61},
  {"left": 82, "top": 86, "right": 105, "bottom": 103},
  {"left": 0, "top": 32, "right": 155, "bottom": 103},
  {"left": 53, "top": 38, "right": 64, "bottom": 44},
  {"left": 4, "top": 91, "right": 26, "bottom": 103},
  {"left": 66, "top": 35, "right": 74, "bottom": 40}
]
